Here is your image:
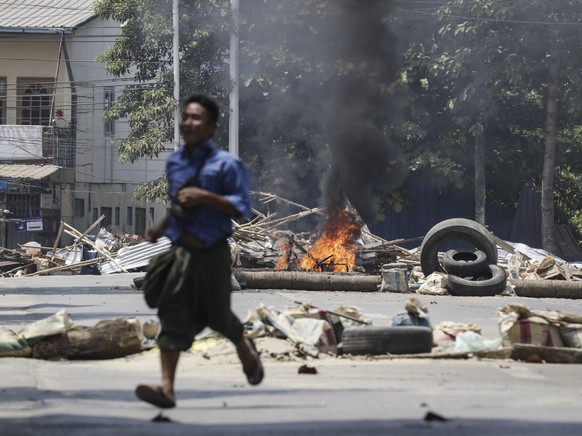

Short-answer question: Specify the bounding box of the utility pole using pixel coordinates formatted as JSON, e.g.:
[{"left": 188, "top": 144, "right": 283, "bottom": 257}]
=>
[
  {"left": 229, "top": 0, "right": 240, "bottom": 157},
  {"left": 173, "top": 0, "right": 180, "bottom": 151}
]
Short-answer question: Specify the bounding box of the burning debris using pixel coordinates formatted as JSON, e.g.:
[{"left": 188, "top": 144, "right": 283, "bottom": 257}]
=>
[
  {"left": 276, "top": 208, "right": 361, "bottom": 272},
  {"left": 2, "top": 190, "right": 580, "bottom": 299},
  {"left": 235, "top": 191, "right": 418, "bottom": 274},
  {"left": 297, "top": 208, "right": 360, "bottom": 272},
  {"left": 0, "top": 191, "right": 415, "bottom": 279}
]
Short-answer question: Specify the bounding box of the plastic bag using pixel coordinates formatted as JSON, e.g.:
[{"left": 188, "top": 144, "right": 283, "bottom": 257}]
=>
[
  {"left": 18, "top": 309, "right": 72, "bottom": 345},
  {"left": 0, "top": 330, "right": 32, "bottom": 357},
  {"left": 417, "top": 272, "right": 449, "bottom": 295},
  {"left": 454, "top": 331, "right": 501, "bottom": 353}
]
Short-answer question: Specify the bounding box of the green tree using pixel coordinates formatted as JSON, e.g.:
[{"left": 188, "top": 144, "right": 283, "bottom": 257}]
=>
[
  {"left": 399, "top": 0, "right": 582, "bottom": 250},
  {"left": 95, "top": 0, "right": 231, "bottom": 201}
]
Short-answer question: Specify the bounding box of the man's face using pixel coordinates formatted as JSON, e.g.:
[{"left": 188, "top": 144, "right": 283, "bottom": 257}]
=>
[{"left": 180, "top": 102, "right": 217, "bottom": 146}]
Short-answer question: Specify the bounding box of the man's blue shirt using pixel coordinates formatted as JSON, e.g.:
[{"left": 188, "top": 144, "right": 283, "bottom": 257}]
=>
[{"left": 165, "top": 141, "right": 251, "bottom": 247}]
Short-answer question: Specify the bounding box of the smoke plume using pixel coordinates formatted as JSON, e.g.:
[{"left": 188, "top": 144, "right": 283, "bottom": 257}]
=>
[
  {"left": 240, "top": 0, "right": 407, "bottom": 223},
  {"left": 319, "top": 0, "right": 407, "bottom": 222}
]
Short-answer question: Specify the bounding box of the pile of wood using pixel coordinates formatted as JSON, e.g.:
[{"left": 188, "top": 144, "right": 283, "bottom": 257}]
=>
[
  {"left": 522, "top": 256, "right": 582, "bottom": 281},
  {"left": 232, "top": 191, "right": 420, "bottom": 273},
  {"left": 0, "top": 214, "right": 144, "bottom": 277},
  {"left": 0, "top": 192, "right": 418, "bottom": 277}
]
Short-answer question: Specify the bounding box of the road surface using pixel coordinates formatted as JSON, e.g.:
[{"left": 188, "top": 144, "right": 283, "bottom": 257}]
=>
[{"left": 1, "top": 273, "right": 581, "bottom": 435}]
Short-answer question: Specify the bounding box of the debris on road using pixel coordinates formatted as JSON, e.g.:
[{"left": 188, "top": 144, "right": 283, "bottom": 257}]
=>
[
  {"left": 0, "top": 310, "right": 142, "bottom": 360},
  {"left": 1, "top": 196, "right": 580, "bottom": 300},
  {"left": 4, "top": 299, "right": 582, "bottom": 364},
  {"left": 33, "top": 318, "right": 142, "bottom": 360},
  {"left": 298, "top": 364, "right": 318, "bottom": 374}
]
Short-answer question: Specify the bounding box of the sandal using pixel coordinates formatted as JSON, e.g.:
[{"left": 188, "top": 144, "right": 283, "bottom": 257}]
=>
[
  {"left": 135, "top": 384, "right": 176, "bottom": 409},
  {"left": 243, "top": 338, "right": 264, "bottom": 386}
]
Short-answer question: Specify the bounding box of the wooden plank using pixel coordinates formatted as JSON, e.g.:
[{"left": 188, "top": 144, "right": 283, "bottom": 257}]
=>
[
  {"left": 49, "top": 220, "right": 65, "bottom": 261},
  {"left": 511, "top": 344, "right": 582, "bottom": 364},
  {"left": 491, "top": 233, "right": 532, "bottom": 261},
  {"left": 71, "top": 214, "right": 106, "bottom": 245},
  {"left": 371, "top": 348, "right": 513, "bottom": 360},
  {"left": 63, "top": 228, "right": 128, "bottom": 273},
  {"left": 27, "top": 257, "right": 105, "bottom": 276}
]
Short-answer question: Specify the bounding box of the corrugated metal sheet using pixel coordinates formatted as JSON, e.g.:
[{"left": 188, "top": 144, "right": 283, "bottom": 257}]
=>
[
  {"left": 0, "top": 164, "right": 60, "bottom": 179},
  {"left": 0, "top": 0, "right": 95, "bottom": 30},
  {"left": 510, "top": 187, "right": 582, "bottom": 261},
  {"left": 100, "top": 237, "right": 172, "bottom": 274}
]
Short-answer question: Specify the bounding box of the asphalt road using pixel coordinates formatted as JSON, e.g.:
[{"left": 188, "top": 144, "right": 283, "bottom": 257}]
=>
[{"left": 1, "top": 273, "right": 582, "bottom": 435}]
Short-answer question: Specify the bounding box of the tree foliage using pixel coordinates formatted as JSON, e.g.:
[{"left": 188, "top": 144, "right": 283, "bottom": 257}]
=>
[
  {"left": 95, "top": 0, "right": 582, "bottom": 243},
  {"left": 395, "top": 0, "right": 582, "bottom": 244}
]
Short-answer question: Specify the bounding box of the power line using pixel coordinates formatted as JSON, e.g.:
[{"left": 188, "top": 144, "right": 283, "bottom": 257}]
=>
[
  {"left": 400, "top": 7, "right": 582, "bottom": 26},
  {"left": 4, "top": 179, "right": 167, "bottom": 197},
  {"left": 0, "top": 56, "right": 171, "bottom": 64}
]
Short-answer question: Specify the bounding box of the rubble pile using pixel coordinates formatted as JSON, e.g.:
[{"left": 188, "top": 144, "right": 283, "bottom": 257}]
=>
[
  {"left": 1, "top": 193, "right": 580, "bottom": 298},
  {"left": 2, "top": 193, "right": 419, "bottom": 278},
  {"left": 4, "top": 298, "right": 582, "bottom": 365}
]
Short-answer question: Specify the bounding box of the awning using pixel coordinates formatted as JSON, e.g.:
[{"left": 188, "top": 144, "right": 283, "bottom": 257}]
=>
[{"left": 0, "top": 164, "right": 61, "bottom": 180}]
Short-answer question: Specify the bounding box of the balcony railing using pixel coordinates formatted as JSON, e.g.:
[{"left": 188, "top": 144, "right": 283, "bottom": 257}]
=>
[
  {"left": 42, "top": 126, "right": 75, "bottom": 168},
  {"left": 0, "top": 125, "right": 75, "bottom": 168}
]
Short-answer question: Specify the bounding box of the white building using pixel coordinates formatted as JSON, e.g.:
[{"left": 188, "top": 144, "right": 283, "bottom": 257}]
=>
[{"left": 0, "top": 1, "right": 170, "bottom": 248}]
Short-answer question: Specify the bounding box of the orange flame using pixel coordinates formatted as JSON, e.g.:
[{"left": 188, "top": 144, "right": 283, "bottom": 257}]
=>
[
  {"left": 275, "top": 239, "right": 293, "bottom": 270},
  {"left": 299, "top": 208, "right": 360, "bottom": 272}
]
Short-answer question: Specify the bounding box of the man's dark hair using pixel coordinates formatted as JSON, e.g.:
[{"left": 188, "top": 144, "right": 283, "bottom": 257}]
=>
[{"left": 183, "top": 94, "right": 220, "bottom": 123}]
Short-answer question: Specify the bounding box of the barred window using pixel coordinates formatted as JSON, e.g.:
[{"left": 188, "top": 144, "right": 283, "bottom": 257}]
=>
[
  {"left": 104, "top": 88, "right": 115, "bottom": 136},
  {"left": 17, "top": 79, "right": 52, "bottom": 126},
  {"left": 0, "top": 78, "right": 6, "bottom": 124}
]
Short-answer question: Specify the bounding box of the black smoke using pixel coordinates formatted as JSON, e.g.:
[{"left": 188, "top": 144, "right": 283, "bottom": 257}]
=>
[
  {"left": 319, "top": 0, "right": 407, "bottom": 223},
  {"left": 240, "top": 0, "right": 407, "bottom": 223}
]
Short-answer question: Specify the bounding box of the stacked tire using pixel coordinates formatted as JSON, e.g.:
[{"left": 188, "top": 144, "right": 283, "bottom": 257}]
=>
[
  {"left": 442, "top": 249, "right": 507, "bottom": 296},
  {"left": 420, "top": 218, "right": 507, "bottom": 296}
]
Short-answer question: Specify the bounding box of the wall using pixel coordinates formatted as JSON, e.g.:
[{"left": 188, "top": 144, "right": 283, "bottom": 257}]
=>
[
  {"left": 68, "top": 18, "right": 171, "bottom": 240},
  {"left": 0, "top": 35, "right": 72, "bottom": 125},
  {"left": 71, "top": 18, "right": 169, "bottom": 186},
  {"left": 71, "top": 182, "right": 167, "bottom": 237}
]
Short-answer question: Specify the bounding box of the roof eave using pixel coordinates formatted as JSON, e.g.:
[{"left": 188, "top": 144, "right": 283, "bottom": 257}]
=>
[{"left": 0, "top": 27, "right": 74, "bottom": 35}]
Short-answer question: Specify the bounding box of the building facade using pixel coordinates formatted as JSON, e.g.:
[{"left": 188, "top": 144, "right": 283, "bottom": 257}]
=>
[{"left": 0, "top": 1, "right": 169, "bottom": 248}]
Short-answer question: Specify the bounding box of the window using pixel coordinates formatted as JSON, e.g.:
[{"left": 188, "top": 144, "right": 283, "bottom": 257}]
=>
[
  {"left": 0, "top": 78, "right": 6, "bottom": 124},
  {"left": 104, "top": 88, "right": 115, "bottom": 136},
  {"left": 101, "top": 207, "right": 112, "bottom": 228},
  {"left": 149, "top": 207, "right": 155, "bottom": 224},
  {"left": 127, "top": 207, "right": 133, "bottom": 226},
  {"left": 74, "top": 199, "right": 85, "bottom": 217},
  {"left": 135, "top": 207, "right": 146, "bottom": 236},
  {"left": 115, "top": 207, "right": 120, "bottom": 226},
  {"left": 7, "top": 193, "right": 40, "bottom": 218},
  {"left": 93, "top": 208, "right": 98, "bottom": 222},
  {"left": 17, "top": 78, "right": 53, "bottom": 126}
]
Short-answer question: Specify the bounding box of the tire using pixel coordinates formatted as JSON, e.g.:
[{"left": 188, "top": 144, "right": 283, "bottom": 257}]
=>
[
  {"left": 133, "top": 276, "right": 145, "bottom": 289},
  {"left": 447, "top": 264, "right": 507, "bottom": 296},
  {"left": 420, "top": 218, "right": 498, "bottom": 276},
  {"left": 442, "top": 249, "right": 488, "bottom": 277},
  {"left": 341, "top": 326, "right": 433, "bottom": 355}
]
